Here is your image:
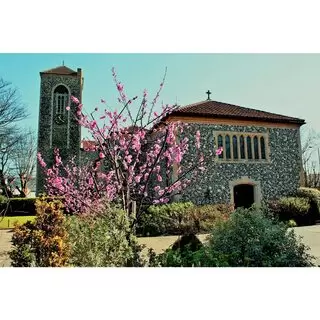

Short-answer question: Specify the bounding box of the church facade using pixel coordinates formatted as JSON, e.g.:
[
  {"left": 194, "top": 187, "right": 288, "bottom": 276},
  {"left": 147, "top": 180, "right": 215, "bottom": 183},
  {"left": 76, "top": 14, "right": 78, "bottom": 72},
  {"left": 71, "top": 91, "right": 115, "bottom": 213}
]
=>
[
  {"left": 36, "top": 65, "right": 305, "bottom": 208},
  {"left": 165, "top": 99, "right": 305, "bottom": 208}
]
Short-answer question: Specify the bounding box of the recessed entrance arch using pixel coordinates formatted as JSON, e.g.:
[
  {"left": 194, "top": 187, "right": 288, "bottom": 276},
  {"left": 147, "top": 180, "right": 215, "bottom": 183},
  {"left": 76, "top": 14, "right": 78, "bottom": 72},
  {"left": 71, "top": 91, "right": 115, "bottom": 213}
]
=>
[
  {"left": 229, "top": 176, "right": 262, "bottom": 208},
  {"left": 233, "top": 184, "right": 254, "bottom": 209}
]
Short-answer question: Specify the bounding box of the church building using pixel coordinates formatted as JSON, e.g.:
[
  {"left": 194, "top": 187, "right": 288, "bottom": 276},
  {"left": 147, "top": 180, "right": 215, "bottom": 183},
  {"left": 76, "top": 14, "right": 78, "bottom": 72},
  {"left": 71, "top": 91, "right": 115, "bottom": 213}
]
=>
[{"left": 36, "top": 65, "right": 305, "bottom": 208}]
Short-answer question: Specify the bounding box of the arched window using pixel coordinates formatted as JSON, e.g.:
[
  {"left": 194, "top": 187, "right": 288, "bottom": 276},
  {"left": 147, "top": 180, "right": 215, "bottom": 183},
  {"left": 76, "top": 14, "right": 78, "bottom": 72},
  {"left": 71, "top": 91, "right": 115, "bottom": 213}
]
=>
[
  {"left": 240, "top": 135, "right": 245, "bottom": 159},
  {"left": 54, "top": 85, "right": 69, "bottom": 115},
  {"left": 260, "top": 136, "right": 266, "bottom": 159},
  {"left": 218, "top": 135, "right": 223, "bottom": 158},
  {"left": 225, "top": 135, "right": 231, "bottom": 159},
  {"left": 233, "top": 135, "right": 238, "bottom": 159},
  {"left": 254, "top": 136, "right": 259, "bottom": 159},
  {"left": 247, "top": 136, "right": 252, "bottom": 159}
]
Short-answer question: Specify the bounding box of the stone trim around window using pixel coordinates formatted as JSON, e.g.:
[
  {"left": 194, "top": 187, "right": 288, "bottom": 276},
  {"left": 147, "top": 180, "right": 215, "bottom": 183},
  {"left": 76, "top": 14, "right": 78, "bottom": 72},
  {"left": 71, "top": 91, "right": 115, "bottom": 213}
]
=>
[{"left": 215, "top": 131, "right": 269, "bottom": 162}]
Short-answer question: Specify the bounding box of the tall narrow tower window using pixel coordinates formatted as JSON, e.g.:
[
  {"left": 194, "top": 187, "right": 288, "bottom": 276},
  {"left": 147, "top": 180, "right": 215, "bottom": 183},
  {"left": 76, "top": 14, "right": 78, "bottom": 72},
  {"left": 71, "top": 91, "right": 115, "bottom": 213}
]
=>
[{"left": 54, "top": 85, "right": 69, "bottom": 115}]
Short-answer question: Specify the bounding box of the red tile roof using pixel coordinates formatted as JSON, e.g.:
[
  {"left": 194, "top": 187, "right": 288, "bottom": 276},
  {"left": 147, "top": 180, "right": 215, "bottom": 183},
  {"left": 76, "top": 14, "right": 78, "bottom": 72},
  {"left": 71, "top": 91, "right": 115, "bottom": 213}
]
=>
[
  {"left": 170, "top": 99, "right": 305, "bottom": 125},
  {"left": 81, "top": 140, "right": 96, "bottom": 151},
  {"left": 40, "top": 65, "right": 78, "bottom": 76}
]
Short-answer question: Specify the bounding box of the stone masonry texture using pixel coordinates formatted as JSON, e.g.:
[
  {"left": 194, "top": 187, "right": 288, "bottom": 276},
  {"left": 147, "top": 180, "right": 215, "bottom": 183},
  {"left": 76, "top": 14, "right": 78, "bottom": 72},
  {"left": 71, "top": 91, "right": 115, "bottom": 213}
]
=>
[{"left": 179, "top": 123, "right": 302, "bottom": 205}]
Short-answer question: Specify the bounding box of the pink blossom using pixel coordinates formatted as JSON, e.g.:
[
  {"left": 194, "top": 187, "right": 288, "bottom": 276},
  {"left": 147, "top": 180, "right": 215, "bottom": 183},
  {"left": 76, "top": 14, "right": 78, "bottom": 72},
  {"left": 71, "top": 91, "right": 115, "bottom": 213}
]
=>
[
  {"left": 158, "top": 189, "right": 165, "bottom": 196},
  {"left": 66, "top": 106, "right": 70, "bottom": 111},
  {"left": 99, "top": 152, "right": 105, "bottom": 159},
  {"left": 134, "top": 175, "right": 142, "bottom": 183},
  {"left": 157, "top": 175, "right": 162, "bottom": 182},
  {"left": 154, "top": 186, "right": 161, "bottom": 192},
  {"left": 216, "top": 146, "right": 223, "bottom": 156},
  {"left": 117, "top": 83, "right": 124, "bottom": 92},
  {"left": 37, "top": 153, "right": 47, "bottom": 168},
  {"left": 89, "top": 120, "right": 97, "bottom": 129},
  {"left": 71, "top": 96, "right": 80, "bottom": 104},
  {"left": 195, "top": 130, "right": 201, "bottom": 149}
]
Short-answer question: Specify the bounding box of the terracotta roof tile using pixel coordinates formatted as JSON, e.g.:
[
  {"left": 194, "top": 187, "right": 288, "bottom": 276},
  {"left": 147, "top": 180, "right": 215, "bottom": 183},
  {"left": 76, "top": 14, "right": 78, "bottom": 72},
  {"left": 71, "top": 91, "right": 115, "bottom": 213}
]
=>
[
  {"left": 171, "top": 100, "right": 305, "bottom": 124},
  {"left": 81, "top": 140, "right": 96, "bottom": 151},
  {"left": 40, "top": 65, "right": 78, "bottom": 76}
]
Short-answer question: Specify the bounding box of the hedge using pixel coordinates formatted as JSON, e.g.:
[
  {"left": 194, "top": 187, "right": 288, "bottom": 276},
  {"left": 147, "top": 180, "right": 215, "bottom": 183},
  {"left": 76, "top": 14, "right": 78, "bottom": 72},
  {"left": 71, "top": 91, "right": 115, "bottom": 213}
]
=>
[{"left": 136, "top": 202, "right": 233, "bottom": 237}]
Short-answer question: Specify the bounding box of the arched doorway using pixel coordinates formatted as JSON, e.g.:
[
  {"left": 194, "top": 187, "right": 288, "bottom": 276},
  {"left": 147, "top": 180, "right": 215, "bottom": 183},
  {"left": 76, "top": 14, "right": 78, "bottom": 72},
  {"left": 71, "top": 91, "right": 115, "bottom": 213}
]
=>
[{"left": 234, "top": 184, "right": 254, "bottom": 209}]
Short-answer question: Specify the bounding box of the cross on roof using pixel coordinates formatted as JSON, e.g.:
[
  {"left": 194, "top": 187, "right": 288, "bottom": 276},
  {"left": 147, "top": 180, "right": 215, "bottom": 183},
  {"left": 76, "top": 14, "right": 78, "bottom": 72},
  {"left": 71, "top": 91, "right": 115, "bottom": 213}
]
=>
[{"left": 206, "top": 90, "right": 212, "bottom": 100}]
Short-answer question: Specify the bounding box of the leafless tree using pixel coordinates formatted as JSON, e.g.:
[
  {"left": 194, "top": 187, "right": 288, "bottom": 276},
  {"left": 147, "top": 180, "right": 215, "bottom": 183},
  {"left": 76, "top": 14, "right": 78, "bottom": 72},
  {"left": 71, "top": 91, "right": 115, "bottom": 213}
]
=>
[
  {"left": 0, "top": 127, "right": 22, "bottom": 197},
  {"left": 10, "top": 130, "right": 37, "bottom": 197},
  {"left": 301, "top": 126, "right": 320, "bottom": 187},
  {"left": 0, "top": 78, "right": 29, "bottom": 198},
  {"left": 0, "top": 78, "right": 27, "bottom": 133}
]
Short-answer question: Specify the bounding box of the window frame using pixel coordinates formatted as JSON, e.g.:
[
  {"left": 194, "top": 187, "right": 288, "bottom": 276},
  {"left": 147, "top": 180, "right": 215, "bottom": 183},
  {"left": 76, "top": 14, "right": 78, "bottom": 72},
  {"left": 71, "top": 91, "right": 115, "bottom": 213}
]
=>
[{"left": 214, "top": 131, "right": 269, "bottom": 162}]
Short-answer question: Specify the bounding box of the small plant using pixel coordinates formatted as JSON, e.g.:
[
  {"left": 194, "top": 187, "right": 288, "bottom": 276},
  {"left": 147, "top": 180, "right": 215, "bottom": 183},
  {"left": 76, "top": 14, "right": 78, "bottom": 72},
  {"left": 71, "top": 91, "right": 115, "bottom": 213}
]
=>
[
  {"left": 66, "top": 204, "right": 145, "bottom": 267},
  {"left": 288, "top": 219, "right": 297, "bottom": 228},
  {"left": 9, "top": 196, "right": 70, "bottom": 267},
  {"left": 206, "top": 207, "right": 315, "bottom": 267},
  {"left": 278, "top": 197, "right": 310, "bottom": 216},
  {"left": 136, "top": 202, "right": 232, "bottom": 236}
]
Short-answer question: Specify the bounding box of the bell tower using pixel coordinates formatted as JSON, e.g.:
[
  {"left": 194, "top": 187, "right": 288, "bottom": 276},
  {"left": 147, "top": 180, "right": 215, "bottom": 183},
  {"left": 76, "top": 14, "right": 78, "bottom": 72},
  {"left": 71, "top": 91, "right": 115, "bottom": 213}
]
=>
[{"left": 36, "top": 65, "right": 83, "bottom": 194}]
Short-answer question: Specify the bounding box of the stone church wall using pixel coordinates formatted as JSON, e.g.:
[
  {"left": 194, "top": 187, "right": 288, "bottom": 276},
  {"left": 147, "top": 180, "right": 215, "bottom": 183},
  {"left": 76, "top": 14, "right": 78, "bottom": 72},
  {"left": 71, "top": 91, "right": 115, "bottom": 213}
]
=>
[
  {"left": 179, "top": 123, "right": 302, "bottom": 205},
  {"left": 36, "top": 74, "right": 82, "bottom": 194}
]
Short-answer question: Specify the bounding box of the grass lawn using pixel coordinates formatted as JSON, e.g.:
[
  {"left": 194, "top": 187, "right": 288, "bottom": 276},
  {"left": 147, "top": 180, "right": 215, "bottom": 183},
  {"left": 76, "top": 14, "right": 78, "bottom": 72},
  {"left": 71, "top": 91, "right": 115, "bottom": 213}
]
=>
[{"left": 0, "top": 216, "right": 35, "bottom": 229}]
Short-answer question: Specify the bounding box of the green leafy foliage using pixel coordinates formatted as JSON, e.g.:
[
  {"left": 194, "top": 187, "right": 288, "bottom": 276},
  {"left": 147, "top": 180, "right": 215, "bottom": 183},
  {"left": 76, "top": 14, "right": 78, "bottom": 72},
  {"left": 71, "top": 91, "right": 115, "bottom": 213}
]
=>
[
  {"left": 9, "top": 197, "right": 70, "bottom": 267},
  {"left": 153, "top": 207, "right": 315, "bottom": 267},
  {"left": 136, "top": 202, "right": 232, "bottom": 236},
  {"left": 150, "top": 234, "right": 229, "bottom": 267},
  {"left": 207, "top": 207, "right": 315, "bottom": 267},
  {"left": 268, "top": 194, "right": 318, "bottom": 226},
  {"left": 297, "top": 187, "right": 320, "bottom": 223},
  {"left": 287, "top": 219, "right": 297, "bottom": 228},
  {"left": 66, "top": 205, "right": 146, "bottom": 267}
]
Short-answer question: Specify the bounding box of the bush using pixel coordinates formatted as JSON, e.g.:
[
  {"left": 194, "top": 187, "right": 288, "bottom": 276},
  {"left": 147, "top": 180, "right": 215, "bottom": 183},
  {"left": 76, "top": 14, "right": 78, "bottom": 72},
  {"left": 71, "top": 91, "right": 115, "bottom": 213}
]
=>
[
  {"left": 268, "top": 195, "right": 319, "bottom": 226},
  {"left": 278, "top": 196, "right": 310, "bottom": 216},
  {"left": 9, "top": 197, "right": 70, "bottom": 267},
  {"left": 66, "top": 205, "right": 145, "bottom": 267},
  {"left": 150, "top": 234, "right": 229, "bottom": 267},
  {"left": 288, "top": 219, "right": 297, "bottom": 228},
  {"left": 0, "top": 195, "right": 8, "bottom": 204},
  {"left": 206, "top": 207, "right": 314, "bottom": 267},
  {"left": 297, "top": 187, "right": 320, "bottom": 223},
  {"left": 136, "top": 202, "right": 233, "bottom": 236}
]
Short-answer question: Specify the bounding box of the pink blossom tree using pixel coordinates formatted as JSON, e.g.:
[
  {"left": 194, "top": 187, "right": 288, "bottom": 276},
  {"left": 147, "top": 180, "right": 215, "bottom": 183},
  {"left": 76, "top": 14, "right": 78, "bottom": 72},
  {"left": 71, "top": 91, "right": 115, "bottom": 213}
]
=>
[{"left": 37, "top": 68, "right": 222, "bottom": 225}]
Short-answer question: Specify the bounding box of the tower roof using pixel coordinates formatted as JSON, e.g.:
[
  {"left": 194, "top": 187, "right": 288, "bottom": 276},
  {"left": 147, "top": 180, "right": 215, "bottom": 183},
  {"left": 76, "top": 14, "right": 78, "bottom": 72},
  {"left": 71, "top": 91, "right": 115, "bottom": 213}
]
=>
[{"left": 40, "top": 65, "right": 78, "bottom": 76}]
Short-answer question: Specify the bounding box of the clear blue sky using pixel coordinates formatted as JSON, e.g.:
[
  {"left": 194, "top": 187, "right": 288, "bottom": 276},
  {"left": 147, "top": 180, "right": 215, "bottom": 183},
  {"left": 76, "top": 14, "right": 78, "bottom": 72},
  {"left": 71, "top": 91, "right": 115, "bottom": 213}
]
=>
[{"left": 1, "top": 53, "right": 320, "bottom": 137}]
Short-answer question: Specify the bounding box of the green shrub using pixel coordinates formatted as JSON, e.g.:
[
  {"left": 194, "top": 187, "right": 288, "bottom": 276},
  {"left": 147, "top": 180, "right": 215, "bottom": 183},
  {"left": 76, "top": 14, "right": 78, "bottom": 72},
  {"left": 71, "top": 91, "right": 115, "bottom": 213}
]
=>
[
  {"left": 288, "top": 219, "right": 297, "bottom": 228},
  {"left": 151, "top": 244, "right": 229, "bottom": 267},
  {"left": 297, "top": 187, "right": 320, "bottom": 223},
  {"left": 9, "top": 197, "right": 70, "bottom": 267},
  {"left": 278, "top": 197, "right": 310, "bottom": 216},
  {"left": 186, "top": 204, "right": 232, "bottom": 233},
  {"left": 206, "top": 207, "right": 314, "bottom": 267},
  {"left": 136, "top": 202, "right": 194, "bottom": 236},
  {"left": 269, "top": 195, "right": 319, "bottom": 226},
  {"left": 66, "top": 205, "right": 145, "bottom": 267},
  {"left": 0, "top": 195, "right": 8, "bottom": 205},
  {"left": 136, "top": 202, "right": 233, "bottom": 237}
]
